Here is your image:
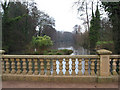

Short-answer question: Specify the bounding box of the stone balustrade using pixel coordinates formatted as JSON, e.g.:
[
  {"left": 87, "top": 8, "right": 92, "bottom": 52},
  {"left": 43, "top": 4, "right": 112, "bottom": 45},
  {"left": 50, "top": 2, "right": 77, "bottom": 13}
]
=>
[
  {"left": 0, "top": 49, "right": 119, "bottom": 82},
  {"left": 1, "top": 55, "right": 100, "bottom": 76}
]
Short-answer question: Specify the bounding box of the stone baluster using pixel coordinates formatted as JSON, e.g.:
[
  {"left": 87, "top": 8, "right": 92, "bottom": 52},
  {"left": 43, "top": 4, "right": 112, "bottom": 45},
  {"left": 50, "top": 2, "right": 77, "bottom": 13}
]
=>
[
  {"left": 28, "top": 59, "right": 33, "bottom": 75},
  {"left": 22, "top": 59, "right": 27, "bottom": 74},
  {"left": 46, "top": 59, "right": 51, "bottom": 75},
  {"left": 85, "top": 59, "right": 89, "bottom": 75},
  {"left": 11, "top": 59, "right": 16, "bottom": 74},
  {"left": 53, "top": 59, "right": 57, "bottom": 75},
  {"left": 78, "top": 58, "right": 82, "bottom": 75},
  {"left": 72, "top": 58, "right": 76, "bottom": 75},
  {"left": 91, "top": 59, "right": 95, "bottom": 75},
  {"left": 59, "top": 59, "right": 63, "bottom": 75},
  {"left": 5, "top": 59, "right": 10, "bottom": 74},
  {"left": 2, "top": 59, "right": 5, "bottom": 74},
  {"left": 65, "top": 58, "right": 69, "bottom": 75},
  {"left": 34, "top": 59, "right": 39, "bottom": 75},
  {"left": 40, "top": 59, "right": 44, "bottom": 75},
  {"left": 16, "top": 59, "right": 21, "bottom": 74},
  {"left": 96, "top": 59, "right": 100, "bottom": 75},
  {"left": 112, "top": 59, "right": 117, "bottom": 75}
]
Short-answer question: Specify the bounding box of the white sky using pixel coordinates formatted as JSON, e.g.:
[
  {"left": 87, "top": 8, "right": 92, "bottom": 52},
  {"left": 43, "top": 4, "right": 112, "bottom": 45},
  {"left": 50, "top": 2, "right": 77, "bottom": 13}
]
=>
[
  {"left": 34, "top": 0, "right": 82, "bottom": 32},
  {"left": 1, "top": 0, "right": 108, "bottom": 32}
]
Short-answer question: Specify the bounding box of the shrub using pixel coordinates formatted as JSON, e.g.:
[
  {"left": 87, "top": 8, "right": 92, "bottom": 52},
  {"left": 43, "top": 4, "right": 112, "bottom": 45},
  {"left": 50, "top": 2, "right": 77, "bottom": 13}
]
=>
[
  {"left": 43, "top": 49, "right": 73, "bottom": 55},
  {"left": 32, "top": 35, "right": 53, "bottom": 49}
]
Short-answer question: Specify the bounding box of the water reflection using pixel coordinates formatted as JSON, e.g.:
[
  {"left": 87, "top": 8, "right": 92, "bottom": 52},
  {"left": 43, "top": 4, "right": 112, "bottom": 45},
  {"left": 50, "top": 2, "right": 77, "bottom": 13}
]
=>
[{"left": 51, "top": 42, "right": 90, "bottom": 55}]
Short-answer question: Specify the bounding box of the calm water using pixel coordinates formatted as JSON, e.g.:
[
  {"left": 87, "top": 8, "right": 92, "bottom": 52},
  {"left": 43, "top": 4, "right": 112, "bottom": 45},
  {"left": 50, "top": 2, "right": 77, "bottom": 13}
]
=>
[
  {"left": 52, "top": 42, "right": 90, "bottom": 55},
  {"left": 58, "top": 46, "right": 90, "bottom": 55}
]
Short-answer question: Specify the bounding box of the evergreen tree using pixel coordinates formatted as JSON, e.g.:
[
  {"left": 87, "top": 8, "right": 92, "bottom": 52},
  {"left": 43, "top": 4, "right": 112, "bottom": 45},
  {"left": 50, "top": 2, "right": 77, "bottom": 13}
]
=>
[
  {"left": 89, "top": 2, "right": 101, "bottom": 53},
  {"left": 94, "top": 3, "right": 101, "bottom": 41},
  {"left": 89, "top": 2, "right": 96, "bottom": 50}
]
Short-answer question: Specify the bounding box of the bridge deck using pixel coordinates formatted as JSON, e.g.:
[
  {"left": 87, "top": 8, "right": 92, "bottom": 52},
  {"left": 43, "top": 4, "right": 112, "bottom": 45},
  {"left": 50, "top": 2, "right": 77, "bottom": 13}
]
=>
[{"left": 2, "top": 81, "right": 119, "bottom": 88}]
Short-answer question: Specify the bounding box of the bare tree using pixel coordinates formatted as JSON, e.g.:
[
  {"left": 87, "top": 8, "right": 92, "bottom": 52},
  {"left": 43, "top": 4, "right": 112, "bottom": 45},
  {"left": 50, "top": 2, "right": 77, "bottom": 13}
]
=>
[{"left": 73, "top": 0, "right": 91, "bottom": 31}]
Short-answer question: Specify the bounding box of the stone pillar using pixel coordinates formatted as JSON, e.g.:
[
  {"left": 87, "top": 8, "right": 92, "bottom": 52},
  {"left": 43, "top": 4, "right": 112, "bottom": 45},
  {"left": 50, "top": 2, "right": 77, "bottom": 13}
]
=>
[
  {"left": 97, "top": 49, "right": 112, "bottom": 76},
  {"left": 0, "top": 50, "right": 5, "bottom": 74}
]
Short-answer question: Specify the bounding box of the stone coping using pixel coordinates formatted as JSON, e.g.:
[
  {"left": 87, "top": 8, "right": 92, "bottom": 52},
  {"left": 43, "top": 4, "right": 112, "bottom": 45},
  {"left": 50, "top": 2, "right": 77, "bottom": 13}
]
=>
[
  {"left": 2, "top": 55, "right": 120, "bottom": 59},
  {"left": 0, "top": 50, "right": 5, "bottom": 54},
  {"left": 97, "top": 49, "right": 112, "bottom": 55},
  {"left": 2, "top": 55, "right": 100, "bottom": 59},
  {"left": 2, "top": 74, "right": 119, "bottom": 83},
  {"left": 110, "top": 55, "right": 120, "bottom": 58}
]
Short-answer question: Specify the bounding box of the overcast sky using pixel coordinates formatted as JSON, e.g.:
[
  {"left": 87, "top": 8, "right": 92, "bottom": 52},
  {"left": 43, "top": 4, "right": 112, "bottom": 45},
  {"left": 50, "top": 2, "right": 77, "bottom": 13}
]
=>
[
  {"left": 34, "top": 0, "right": 83, "bottom": 32},
  {"left": 2, "top": 0, "right": 107, "bottom": 32}
]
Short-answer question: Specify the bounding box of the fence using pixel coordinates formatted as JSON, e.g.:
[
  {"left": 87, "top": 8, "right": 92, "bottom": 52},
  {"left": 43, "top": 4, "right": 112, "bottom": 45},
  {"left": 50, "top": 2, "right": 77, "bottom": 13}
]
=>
[{"left": 0, "top": 49, "right": 119, "bottom": 83}]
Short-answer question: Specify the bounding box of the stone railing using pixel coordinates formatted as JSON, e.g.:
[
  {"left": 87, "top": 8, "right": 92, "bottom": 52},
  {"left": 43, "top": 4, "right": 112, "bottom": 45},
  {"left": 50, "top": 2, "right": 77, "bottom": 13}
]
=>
[
  {"left": 0, "top": 49, "right": 119, "bottom": 82},
  {"left": 1, "top": 55, "right": 100, "bottom": 76}
]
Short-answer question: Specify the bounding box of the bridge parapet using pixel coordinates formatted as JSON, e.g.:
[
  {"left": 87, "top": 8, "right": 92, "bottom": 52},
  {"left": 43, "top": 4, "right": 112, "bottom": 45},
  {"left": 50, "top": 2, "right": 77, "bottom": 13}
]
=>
[{"left": 1, "top": 49, "right": 119, "bottom": 82}]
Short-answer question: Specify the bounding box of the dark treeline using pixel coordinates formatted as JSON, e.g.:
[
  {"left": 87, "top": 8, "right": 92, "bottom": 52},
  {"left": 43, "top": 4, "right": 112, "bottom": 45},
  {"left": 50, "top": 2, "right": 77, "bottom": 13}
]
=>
[
  {"left": 56, "top": 31, "right": 74, "bottom": 43},
  {"left": 41, "top": 26, "right": 74, "bottom": 46},
  {"left": 2, "top": 1, "right": 36, "bottom": 54},
  {"left": 43, "top": 29, "right": 74, "bottom": 47},
  {"left": 102, "top": 2, "right": 120, "bottom": 54},
  {"left": 1, "top": 1, "right": 74, "bottom": 54},
  {"left": 1, "top": 1, "right": 55, "bottom": 54}
]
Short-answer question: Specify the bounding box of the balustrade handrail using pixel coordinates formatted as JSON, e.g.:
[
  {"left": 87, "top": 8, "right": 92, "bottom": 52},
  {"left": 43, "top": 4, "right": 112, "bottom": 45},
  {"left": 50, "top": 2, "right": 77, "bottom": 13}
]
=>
[
  {"left": 2, "top": 55, "right": 100, "bottom": 59},
  {"left": 110, "top": 55, "right": 120, "bottom": 58},
  {"left": 2, "top": 55, "right": 120, "bottom": 59}
]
